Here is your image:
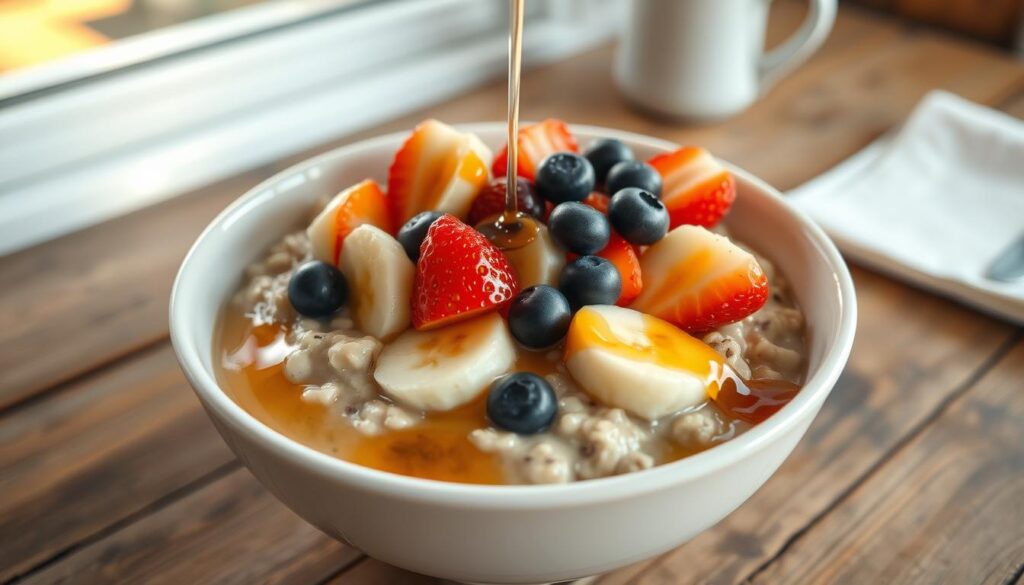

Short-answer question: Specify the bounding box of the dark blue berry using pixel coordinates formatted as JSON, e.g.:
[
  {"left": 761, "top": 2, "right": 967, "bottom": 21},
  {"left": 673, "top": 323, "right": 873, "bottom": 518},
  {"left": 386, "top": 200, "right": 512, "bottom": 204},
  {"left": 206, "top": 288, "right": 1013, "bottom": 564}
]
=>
[
  {"left": 508, "top": 285, "right": 572, "bottom": 349},
  {"left": 487, "top": 372, "right": 558, "bottom": 434},
  {"left": 535, "top": 152, "right": 596, "bottom": 204},
  {"left": 559, "top": 255, "right": 621, "bottom": 310},
  {"left": 584, "top": 138, "right": 634, "bottom": 184},
  {"left": 547, "top": 202, "right": 610, "bottom": 255},
  {"left": 397, "top": 211, "right": 444, "bottom": 261},
  {"left": 608, "top": 187, "right": 669, "bottom": 245},
  {"left": 288, "top": 261, "right": 348, "bottom": 318},
  {"left": 606, "top": 161, "right": 662, "bottom": 197}
]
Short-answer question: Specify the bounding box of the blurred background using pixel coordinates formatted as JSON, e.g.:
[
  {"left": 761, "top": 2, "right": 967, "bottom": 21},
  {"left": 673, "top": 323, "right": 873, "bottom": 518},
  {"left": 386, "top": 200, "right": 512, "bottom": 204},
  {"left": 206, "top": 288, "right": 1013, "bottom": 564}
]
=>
[{"left": 0, "top": 0, "right": 1021, "bottom": 255}]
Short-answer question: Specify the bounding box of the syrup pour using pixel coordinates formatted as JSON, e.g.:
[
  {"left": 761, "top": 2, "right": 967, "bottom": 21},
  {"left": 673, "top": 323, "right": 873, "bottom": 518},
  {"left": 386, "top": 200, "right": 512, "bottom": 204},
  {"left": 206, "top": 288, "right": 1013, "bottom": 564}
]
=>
[{"left": 477, "top": 0, "right": 538, "bottom": 251}]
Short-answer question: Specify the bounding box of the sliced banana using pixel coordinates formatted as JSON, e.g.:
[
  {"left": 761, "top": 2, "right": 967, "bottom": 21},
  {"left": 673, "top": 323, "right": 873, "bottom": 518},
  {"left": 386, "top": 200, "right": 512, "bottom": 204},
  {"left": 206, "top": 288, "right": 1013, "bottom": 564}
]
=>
[
  {"left": 373, "top": 313, "right": 515, "bottom": 411},
  {"left": 564, "top": 305, "right": 724, "bottom": 420},
  {"left": 338, "top": 225, "right": 414, "bottom": 340},
  {"left": 431, "top": 132, "right": 493, "bottom": 219},
  {"left": 502, "top": 223, "right": 565, "bottom": 288}
]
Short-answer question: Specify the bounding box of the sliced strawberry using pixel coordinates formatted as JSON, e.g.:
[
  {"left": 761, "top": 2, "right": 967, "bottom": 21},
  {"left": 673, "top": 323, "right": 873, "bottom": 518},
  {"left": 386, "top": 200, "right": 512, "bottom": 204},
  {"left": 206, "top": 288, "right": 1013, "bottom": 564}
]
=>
[
  {"left": 387, "top": 119, "right": 492, "bottom": 227},
  {"left": 412, "top": 215, "right": 519, "bottom": 330},
  {"left": 582, "top": 192, "right": 609, "bottom": 214},
  {"left": 630, "top": 225, "right": 767, "bottom": 333},
  {"left": 492, "top": 119, "right": 578, "bottom": 181},
  {"left": 467, "top": 177, "right": 544, "bottom": 225},
  {"left": 307, "top": 179, "right": 392, "bottom": 265},
  {"left": 648, "top": 146, "right": 736, "bottom": 229}
]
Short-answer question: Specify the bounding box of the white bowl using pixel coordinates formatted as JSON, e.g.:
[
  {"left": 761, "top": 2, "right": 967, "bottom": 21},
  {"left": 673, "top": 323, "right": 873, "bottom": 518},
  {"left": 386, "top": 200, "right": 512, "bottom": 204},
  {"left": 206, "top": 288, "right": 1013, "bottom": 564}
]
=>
[{"left": 170, "top": 124, "right": 856, "bottom": 585}]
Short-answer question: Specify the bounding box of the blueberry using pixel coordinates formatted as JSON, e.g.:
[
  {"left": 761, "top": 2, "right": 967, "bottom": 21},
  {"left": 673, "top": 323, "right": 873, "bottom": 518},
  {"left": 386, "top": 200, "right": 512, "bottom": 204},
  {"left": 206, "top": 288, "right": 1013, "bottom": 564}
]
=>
[
  {"left": 584, "top": 138, "right": 634, "bottom": 184},
  {"left": 288, "top": 261, "right": 348, "bottom": 318},
  {"left": 535, "top": 152, "right": 596, "bottom": 204},
  {"left": 606, "top": 161, "right": 663, "bottom": 197},
  {"left": 487, "top": 372, "right": 558, "bottom": 434},
  {"left": 608, "top": 187, "right": 669, "bottom": 245},
  {"left": 547, "top": 202, "right": 610, "bottom": 255},
  {"left": 559, "top": 255, "right": 621, "bottom": 310},
  {"left": 397, "top": 211, "right": 444, "bottom": 261},
  {"left": 508, "top": 285, "right": 572, "bottom": 349}
]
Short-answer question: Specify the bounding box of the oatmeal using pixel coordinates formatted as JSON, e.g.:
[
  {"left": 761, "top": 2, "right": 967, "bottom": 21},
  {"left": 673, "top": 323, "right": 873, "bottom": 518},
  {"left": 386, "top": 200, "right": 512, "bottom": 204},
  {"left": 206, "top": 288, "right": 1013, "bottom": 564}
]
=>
[{"left": 214, "top": 119, "right": 808, "bottom": 485}]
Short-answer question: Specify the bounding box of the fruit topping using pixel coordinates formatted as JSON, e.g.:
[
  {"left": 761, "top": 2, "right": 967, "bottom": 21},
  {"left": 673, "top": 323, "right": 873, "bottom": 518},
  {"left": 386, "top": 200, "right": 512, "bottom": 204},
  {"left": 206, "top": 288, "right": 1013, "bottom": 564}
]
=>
[
  {"left": 559, "top": 255, "right": 621, "bottom": 311},
  {"left": 564, "top": 305, "right": 725, "bottom": 419},
  {"left": 547, "top": 201, "right": 610, "bottom": 255},
  {"left": 647, "top": 146, "right": 735, "bottom": 228},
  {"left": 338, "top": 225, "right": 414, "bottom": 340},
  {"left": 287, "top": 260, "right": 348, "bottom": 318},
  {"left": 374, "top": 313, "right": 516, "bottom": 411},
  {"left": 487, "top": 372, "right": 558, "bottom": 434},
  {"left": 606, "top": 160, "right": 663, "bottom": 198},
  {"left": 584, "top": 138, "right": 634, "bottom": 184},
  {"left": 387, "top": 119, "right": 492, "bottom": 226},
  {"left": 492, "top": 118, "right": 578, "bottom": 181},
  {"left": 507, "top": 285, "right": 573, "bottom": 349},
  {"left": 582, "top": 192, "right": 609, "bottom": 214},
  {"left": 468, "top": 177, "right": 544, "bottom": 224},
  {"left": 593, "top": 233, "right": 643, "bottom": 306},
  {"left": 630, "top": 225, "right": 768, "bottom": 333},
  {"left": 397, "top": 211, "right": 444, "bottom": 261},
  {"left": 607, "top": 187, "right": 669, "bottom": 245},
  {"left": 534, "top": 152, "right": 596, "bottom": 204},
  {"left": 501, "top": 223, "right": 565, "bottom": 288},
  {"left": 412, "top": 215, "right": 519, "bottom": 330},
  {"left": 307, "top": 179, "right": 391, "bottom": 265}
]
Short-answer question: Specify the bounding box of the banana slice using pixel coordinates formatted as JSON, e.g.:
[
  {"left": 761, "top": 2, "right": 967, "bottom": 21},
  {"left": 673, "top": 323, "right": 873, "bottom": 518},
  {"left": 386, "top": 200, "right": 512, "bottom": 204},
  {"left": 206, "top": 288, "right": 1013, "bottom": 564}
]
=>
[
  {"left": 373, "top": 313, "right": 515, "bottom": 411},
  {"left": 502, "top": 223, "right": 565, "bottom": 288},
  {"left": 564, "top": 305, "right": 725, "bottom": 420},
  {"left": 338, "top": 225, "right": 414, "bottom": 340}
]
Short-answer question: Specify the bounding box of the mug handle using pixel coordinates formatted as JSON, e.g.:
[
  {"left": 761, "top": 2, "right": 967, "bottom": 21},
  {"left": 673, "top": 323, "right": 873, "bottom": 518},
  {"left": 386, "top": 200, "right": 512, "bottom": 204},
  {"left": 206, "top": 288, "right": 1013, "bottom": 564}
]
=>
[{"left": 758, "top": 0, "right": 837, "bottom": 90}]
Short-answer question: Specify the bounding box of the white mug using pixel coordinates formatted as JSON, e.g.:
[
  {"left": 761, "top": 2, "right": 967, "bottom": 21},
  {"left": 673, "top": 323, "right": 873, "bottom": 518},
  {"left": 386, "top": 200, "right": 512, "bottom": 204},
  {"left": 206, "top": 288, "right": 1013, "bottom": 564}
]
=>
[{"left": 614, "top": 0, "right": 837, "bottom": 120}]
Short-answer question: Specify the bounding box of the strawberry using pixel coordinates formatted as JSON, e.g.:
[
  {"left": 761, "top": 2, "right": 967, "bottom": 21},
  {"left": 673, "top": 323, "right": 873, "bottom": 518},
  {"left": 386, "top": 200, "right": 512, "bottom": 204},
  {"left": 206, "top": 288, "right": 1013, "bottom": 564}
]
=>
[
  {"left": 567, "top": 232, "right": 641, "bottom": 306},
  {"left": 412, "top": 215, "right": 519, "bottom": 330},
  {"left": 492, "top": 119, "right": 578, "bottom": 181},
  {"left": 467, "top": 178, "right": 544, "bottom": 225},
  {"left": 647, "top": 146, "right": 736, "bottom": 229},
  {"left": 582, "top": 192, "right": 609, "bottom": 214},
  {"left": 307, "top": 179, "right": 392, "bottom": 265},
  {"left": 387, "top": 119, "right": 492, "bottom": 227},
  {"left": 630, "top": 225, "right": 767, "bottom": 333}
]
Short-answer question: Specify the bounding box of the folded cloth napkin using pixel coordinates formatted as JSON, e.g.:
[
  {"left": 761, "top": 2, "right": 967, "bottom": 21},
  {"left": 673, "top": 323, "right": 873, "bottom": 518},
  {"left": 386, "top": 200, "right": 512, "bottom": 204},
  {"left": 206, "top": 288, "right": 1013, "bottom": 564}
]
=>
[{"left": 789, "top": 90, "right": 1024, "bottom": 324}]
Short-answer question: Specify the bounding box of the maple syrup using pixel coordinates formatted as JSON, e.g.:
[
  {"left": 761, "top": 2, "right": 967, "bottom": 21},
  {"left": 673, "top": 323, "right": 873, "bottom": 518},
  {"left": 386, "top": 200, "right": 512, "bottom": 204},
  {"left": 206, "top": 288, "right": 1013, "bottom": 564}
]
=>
[{"left": 477, "top": 0, "right": 539, "bottom": 252}]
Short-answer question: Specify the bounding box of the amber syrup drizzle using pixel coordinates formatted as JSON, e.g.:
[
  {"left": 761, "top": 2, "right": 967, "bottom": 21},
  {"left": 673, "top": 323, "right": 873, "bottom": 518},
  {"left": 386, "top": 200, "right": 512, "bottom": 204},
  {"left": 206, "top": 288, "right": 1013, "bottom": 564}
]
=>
[{"left": 477, "top": 0, "right": 538, "bottom": 251}]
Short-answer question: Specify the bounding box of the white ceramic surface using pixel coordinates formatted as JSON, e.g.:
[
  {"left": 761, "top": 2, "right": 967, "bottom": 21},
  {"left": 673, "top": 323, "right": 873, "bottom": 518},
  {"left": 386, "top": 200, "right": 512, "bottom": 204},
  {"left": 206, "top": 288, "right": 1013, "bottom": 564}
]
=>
[
  {"left": 615, "top": 0, "right": 837, "bottom": 120},
  {"left": 170, "top": 124, "right": 856, "bottom": 585}
]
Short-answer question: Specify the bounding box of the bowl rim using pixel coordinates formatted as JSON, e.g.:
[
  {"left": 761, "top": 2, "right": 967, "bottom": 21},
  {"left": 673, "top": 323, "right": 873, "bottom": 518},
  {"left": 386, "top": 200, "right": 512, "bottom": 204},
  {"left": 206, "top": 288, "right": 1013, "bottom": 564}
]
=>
[{"left": 170, "top": 122, "right": 857, "bottom": 508}]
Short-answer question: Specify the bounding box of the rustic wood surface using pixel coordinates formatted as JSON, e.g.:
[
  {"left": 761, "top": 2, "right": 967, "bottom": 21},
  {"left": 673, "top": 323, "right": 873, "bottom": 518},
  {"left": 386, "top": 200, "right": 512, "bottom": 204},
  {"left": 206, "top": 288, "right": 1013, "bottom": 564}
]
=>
[{"left": 1, "top": 3, "right": 1022, "bottom": 584}]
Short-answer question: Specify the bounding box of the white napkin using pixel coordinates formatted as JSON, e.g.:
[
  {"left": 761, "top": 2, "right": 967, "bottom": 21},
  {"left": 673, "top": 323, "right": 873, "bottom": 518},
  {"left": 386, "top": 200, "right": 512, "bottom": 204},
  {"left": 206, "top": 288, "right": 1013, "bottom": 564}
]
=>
[{"left": 789, "top": 90, "right": 1024, "bottom": 324}]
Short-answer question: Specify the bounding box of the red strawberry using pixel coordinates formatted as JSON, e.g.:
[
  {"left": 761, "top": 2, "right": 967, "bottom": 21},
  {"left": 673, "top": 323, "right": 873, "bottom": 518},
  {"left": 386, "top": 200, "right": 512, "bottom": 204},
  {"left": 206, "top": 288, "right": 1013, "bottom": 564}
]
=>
[
  {"left": 412, "top": 215, "right": 519, "bottom": 330},
  {"left": 492, "top": 119, "right": 578, "bottom": 181},
  {"left": 630, "top": 225, "right": 767, "bottom": 333},
  {"left": 582, "top": 192, "right": 609, "bottom": 214},
  {"left": 567, "top": 232, "right": 642, "bottom": 306},
  {"left": 648, "top": 146, "right": 736, "bottom": 229},
  {"left": 467, "top": 178, "right": 544, "bottom": 225}
]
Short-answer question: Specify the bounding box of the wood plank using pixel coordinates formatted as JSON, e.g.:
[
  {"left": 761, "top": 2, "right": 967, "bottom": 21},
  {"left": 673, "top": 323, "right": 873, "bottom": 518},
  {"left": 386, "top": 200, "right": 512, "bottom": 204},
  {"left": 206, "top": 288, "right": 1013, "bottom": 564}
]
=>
[
  {"left": 19, "top": 469, "right": 360, "bottom": 585},
  {"left": 0, "top": 169, "right": 267, "bottom": 410},
  {"left": 748, "top": 337, "right": 1024, "bottom": 585},
  {"left": 0, "top": 345, "right": 235, "bottom": 582}
]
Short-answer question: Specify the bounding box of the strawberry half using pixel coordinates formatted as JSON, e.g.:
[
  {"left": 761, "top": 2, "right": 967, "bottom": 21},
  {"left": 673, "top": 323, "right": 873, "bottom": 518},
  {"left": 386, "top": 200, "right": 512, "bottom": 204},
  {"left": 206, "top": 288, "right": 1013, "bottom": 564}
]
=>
[
  {"left": 648, "top": 146, "right": 736, "bottom": 229},
  {"left": 492, "top": 119, "right": 578, "bottom": 181},
  {"left": 307, "top": 179, "right": 392, "bottom": 265},
  {"left": 630, "top": 225, "right": 767, "bottom": 333},
  {"left": 387, "top": 120, "right": 492, "bottom": 227},
  {"left": 467, "top": 177, "right": 544, "bottom": 225},
  {"left": 412, "top": 215, "right": 519, "bottom": 330}
]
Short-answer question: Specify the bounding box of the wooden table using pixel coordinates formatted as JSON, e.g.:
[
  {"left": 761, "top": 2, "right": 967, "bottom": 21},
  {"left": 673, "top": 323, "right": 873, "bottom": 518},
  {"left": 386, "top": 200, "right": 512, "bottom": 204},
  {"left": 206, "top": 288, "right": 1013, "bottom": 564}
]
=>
[{"left": 3, "top": 3, "right": 1023, "bottom": 584}]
